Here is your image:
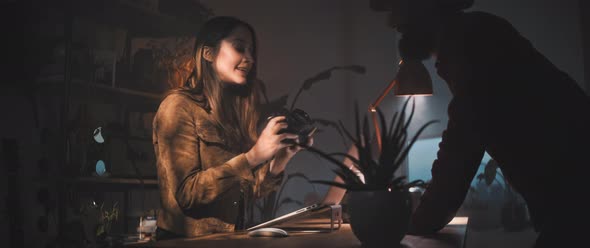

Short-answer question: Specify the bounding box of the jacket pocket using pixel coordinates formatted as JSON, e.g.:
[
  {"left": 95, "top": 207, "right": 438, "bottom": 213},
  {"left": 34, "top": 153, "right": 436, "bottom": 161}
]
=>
[{"left": 195, "top": 118, "right": 226, "bottom": 146}]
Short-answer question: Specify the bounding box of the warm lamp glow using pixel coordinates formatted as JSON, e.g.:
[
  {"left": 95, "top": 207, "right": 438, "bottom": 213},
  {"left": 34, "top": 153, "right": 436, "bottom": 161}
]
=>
[{"left": 448, "top": 217, "right": 469, "bottom": 226}]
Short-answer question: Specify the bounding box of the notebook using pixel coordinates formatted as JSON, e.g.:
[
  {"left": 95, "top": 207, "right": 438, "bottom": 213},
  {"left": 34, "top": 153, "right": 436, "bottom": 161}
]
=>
[
  {"left": 247, "top": 173, "right": 352, "bottom": 231},
  {"left": 246, "top": 203, "right": 332, "bottom": 231}
]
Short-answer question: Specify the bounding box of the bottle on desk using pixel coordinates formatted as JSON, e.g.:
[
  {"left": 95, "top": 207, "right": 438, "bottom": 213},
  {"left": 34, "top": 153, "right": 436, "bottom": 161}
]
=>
[{"left": 138, "top": 216, "right": 157, "bottom": 241}]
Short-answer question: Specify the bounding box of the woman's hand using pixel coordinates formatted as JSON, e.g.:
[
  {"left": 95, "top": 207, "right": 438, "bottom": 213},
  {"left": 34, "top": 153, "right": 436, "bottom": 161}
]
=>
[
  {"left": 269, "top": 129, "right": 315, "bottom": 175},
  {"left": 276, "top": 130, "right": 315, "bottom": 160},
  {"left": 245, "top": 116, "right": 298, "bottom": 167}
]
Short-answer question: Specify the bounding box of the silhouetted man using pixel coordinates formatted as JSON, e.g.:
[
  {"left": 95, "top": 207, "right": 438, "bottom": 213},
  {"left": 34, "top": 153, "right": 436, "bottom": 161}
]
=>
[{"left": 370, "top": 0, "right": 590, "bottom": 247}]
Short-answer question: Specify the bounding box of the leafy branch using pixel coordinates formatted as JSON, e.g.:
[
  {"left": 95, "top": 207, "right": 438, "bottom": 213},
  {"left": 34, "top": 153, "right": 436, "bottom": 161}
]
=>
[
  {"left": 289, "top": 65, "right": 365, "bottom": 111},
  {"left": 96, "top": 202, "right": 119, "bottom": 238},
  {"left": 475, "top": 159, "right": 516, "bottom": 198},
  {"left": 258, "top": 65, "right": 366, "bottom": 147},
  {"left": 255, "top": 172, "right": 317, "bottom": 220}
]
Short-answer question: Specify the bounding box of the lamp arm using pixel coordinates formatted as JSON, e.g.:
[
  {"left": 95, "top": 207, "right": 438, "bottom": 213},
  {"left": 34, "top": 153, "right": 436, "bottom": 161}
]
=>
[
  {"left": 371, "top": 111, "right": 382, "bottom": 152},
  {"left": 368, "top": 79, "right": 398, "bottom": 152}
]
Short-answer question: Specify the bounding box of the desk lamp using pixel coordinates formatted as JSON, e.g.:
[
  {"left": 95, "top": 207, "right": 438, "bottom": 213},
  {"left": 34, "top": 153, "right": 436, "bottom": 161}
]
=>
[{"left": 369, "top": 59, "right": 433, "bottom": 151}]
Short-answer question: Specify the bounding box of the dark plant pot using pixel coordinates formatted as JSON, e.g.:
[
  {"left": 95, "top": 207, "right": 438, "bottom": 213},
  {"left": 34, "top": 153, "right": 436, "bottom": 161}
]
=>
[{"left": 348, "top": 190, "right": 411, "bottom": 247}]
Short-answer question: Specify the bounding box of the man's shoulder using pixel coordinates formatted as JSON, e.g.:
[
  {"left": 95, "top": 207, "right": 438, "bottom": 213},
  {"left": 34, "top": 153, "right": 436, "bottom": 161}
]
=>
[
  {"left": 455, "top": 11, "right": 514, "bottom": 32},
  {"left": 439, "top": 11, "right": 522, "bottom": 57},
  {"left": 460, "top": 11, "right": 506, "bottom": 23}
]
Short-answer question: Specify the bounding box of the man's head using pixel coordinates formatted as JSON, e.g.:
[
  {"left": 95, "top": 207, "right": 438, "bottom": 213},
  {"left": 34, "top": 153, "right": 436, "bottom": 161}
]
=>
[
  {"left": 370, "top": 0, "right": 474, "bottom": 33},
  {"left": 370, "top": 0, "right": 473, "bottom": 61}
]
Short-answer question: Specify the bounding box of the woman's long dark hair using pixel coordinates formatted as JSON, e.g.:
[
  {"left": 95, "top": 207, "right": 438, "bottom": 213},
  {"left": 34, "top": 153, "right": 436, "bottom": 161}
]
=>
[{"left": 177, "top": 16, "right": 261, "bottom": 150}]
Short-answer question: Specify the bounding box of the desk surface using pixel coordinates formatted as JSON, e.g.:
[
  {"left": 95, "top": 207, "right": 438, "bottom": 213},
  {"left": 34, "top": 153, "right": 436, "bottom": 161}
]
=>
[{"left": 127, "top": 217, "right": 468, "bottom": 248}]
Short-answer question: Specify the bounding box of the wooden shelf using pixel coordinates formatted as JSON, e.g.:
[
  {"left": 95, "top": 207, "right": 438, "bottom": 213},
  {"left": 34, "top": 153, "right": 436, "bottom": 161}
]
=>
[
  {"left": 74, "top": 176, "right": 157, "bottom": 185},
  {"left": 70, "top": 176, "right": 159, "bottom": 190},
  {"left": 37, "top": 76, "right": 162, "bottom": 99},
  {"left": 36, "top": 76, "right": 163, "bottom": 111}
]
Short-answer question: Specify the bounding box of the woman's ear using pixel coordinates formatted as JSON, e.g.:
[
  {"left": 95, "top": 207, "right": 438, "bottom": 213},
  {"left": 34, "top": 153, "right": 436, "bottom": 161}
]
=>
[{"left": 203, "top": 46, "right": 214, "bottom": 62}]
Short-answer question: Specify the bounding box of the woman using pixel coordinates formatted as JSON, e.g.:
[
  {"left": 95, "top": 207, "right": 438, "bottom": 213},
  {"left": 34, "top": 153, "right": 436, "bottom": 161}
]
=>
[{"left": 152, "top": 16, "right": 312, "bottom": 239}]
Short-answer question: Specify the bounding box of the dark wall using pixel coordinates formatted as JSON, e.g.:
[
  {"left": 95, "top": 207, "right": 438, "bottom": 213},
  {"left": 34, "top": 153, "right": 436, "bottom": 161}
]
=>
[{"left": 581, "top": 0, "right": 590, "bottom": 94}]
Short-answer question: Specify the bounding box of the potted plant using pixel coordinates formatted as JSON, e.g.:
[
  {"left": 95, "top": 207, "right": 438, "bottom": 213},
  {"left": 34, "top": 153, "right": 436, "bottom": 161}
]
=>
[
  {"left": 96, "top": 202, "right": 119, "bottom": 242},
  {"left": 304, "top": 97, "right": 437, "bottom": 247}
]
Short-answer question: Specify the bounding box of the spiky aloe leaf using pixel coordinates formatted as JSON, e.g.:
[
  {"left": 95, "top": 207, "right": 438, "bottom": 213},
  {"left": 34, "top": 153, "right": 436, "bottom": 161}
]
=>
[
  {"left": 314, "top": 118, "right": 348, "bottom": 148},
  {"left": 338, "top": 120, "right": 359, "bottom": 146},
  {"left": 303, "top": 146, "right": 362, "bottom": 185},
  {"left": 387, "top": 112, "right": 399, "bottom": 138},
  {"left": 376, "top": 108, "right": 399, "bottom": 180},
  {"left": 308, "top": 180, "right": 382, "bottom": 191},
  {"left": 308, "top": 180, "right": 354, "bottom": 190},
  {"left": 305, "top": 96, "right": 437, "bottom": 191},
  {"left": 330, "top": 169, "right": 362, "bottom": 186},
  {"left": 335, "top": 65, "right": 366, "bottom": 74},
  {"left": 390, "top": 176, "right": 408, "bottom": 189},
  {"left": 327, "top": 152, "right": 361, "bottom": 167},
  {"left": 390, "top": 97, "right": 411, "bottom": 144},
  {"left": 403, "top": 98, "right": 416, "bottom": 131},
  {"left": 391, "top": 119, "right": 439, "bottom": 169},
  {"left": 405, "top": 179, "right": 427, "bottom": 189}
]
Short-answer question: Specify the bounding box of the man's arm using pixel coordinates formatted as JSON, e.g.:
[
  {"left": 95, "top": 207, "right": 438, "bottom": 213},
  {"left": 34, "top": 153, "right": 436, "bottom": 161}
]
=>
[{"left": 408, "top": 97, "right": 484, "bottom": 234}]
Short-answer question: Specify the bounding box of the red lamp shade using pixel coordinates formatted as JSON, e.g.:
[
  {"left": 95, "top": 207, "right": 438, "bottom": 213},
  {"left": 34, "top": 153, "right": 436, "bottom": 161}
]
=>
[{"left": 393, "top": 59, "right": 433, "bottom": 96}]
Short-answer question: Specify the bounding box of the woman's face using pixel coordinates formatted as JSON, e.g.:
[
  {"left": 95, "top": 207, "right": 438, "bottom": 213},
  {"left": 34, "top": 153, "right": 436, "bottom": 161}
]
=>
[{"left": 212, "top": 25, "right": 255, "bottom": 85}]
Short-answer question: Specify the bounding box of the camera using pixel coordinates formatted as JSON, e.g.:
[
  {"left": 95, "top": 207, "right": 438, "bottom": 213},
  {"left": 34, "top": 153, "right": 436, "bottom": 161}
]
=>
[{"left": 268, "top": 108, "right": 316, "bottom": 145}]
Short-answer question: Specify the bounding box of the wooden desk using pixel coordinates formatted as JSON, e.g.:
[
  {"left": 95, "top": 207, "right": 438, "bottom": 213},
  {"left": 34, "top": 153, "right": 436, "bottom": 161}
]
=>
[{"left": 127, "top": 217, "right": 468, "bottom": 248}]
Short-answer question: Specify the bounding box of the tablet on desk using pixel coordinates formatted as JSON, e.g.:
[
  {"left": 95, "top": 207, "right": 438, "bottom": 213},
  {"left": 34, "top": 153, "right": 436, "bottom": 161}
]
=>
[{"left": 246, "top": 203, "right": 331, "bottom": 231}]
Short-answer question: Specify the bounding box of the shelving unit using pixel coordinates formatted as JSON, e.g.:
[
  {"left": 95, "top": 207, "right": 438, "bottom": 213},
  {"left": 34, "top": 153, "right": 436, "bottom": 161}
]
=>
[{"left": 36, "top": 0, "right": 212, "bottom": 243}]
